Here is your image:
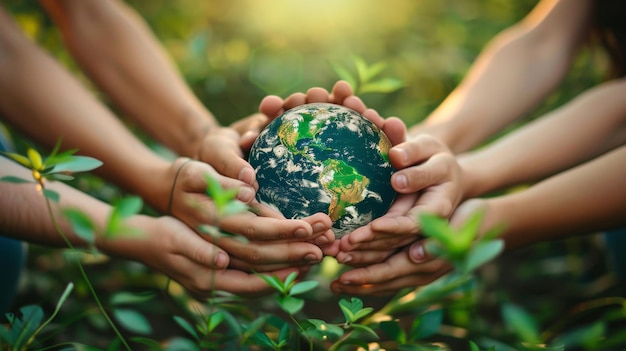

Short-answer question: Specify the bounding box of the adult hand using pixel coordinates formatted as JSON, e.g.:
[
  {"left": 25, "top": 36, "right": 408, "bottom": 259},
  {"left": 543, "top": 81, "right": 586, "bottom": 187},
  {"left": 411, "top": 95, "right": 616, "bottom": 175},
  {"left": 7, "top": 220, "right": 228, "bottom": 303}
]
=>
[
  {"left": 336, "top": 134, "right": 463, "bottom": 266},
  {"left": 101, "top": 215, "right": 304, "bottom": 298},
  {"left": 330, "top": 239, "right": 452, "bottom": 296}
]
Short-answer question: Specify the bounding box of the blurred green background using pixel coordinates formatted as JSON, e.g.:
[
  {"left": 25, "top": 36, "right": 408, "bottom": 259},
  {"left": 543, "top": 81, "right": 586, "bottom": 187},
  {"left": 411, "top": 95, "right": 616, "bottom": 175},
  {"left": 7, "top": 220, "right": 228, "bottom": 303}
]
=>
[
  {"left": 4, "top": 0, "right": 622, "bottom": 349},
  {"left": 9, "top": 0, "right": 605, "bottom": 129}
]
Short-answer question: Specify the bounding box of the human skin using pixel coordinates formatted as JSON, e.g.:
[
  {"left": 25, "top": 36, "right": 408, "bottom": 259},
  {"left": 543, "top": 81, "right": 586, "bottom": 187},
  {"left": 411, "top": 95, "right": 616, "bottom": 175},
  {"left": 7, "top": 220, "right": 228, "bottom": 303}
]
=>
[
  {"left": 331, "top": 0, "right": 626, "bottom": 295},
  {"left": 0, "top": 157, "right": 304, "bottom": 298},
  {"left": 257, "top": 83, "right": 463, "bottom": 262},
  {"left": 0, "top": 4, "right": 333, "bottom": 271},
  {"left": 331, "top": 0, "right": 595, "bottom": 267}
]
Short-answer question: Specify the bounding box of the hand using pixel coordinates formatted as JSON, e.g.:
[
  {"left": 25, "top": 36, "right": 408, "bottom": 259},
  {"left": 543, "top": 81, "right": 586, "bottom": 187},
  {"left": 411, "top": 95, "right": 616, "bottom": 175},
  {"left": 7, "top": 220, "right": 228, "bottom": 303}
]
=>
[
  {"left": 102, "top": 215, "right": 303, "bottom": 298},
  {"left": 336, "top": 134, "right": 463, "bottom": 266},
  {"left": 330, "top": 239, "right": 452, "bottom": 296}
]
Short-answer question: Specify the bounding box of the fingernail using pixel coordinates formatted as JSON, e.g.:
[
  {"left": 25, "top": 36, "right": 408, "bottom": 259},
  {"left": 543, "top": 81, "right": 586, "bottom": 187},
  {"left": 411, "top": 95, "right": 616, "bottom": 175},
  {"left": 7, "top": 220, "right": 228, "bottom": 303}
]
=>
[
  {"left": 393, "top": 173, "right": 408, "bottom": 191},
  {"left": 340, "top": 280, "right": 352, "bottom": 285},
  {"left": 304, "top": 253, "right": 320, "bottom": 263},
  {"left": 215, "top": 252, "right": 228, "bottom": 268},
  {"left": 339, "top": 255, "right": 352, "bottom": 264},
  {"left": 238, "top": 167, "right": 256, "bottom": 185},
  {"left": 294, "top": 228, "right": 309, "bottom": 238},
  {"left": 312, "top": 221, "right": 327, "bottom": 233},
  {"left": 237, "top": 186, "right": 255, "bottom": 203},
  {"left": 314, "top": 235, "right": 329, "bottom": 246},
  {"left": 410, "top": 243, "right": 426, "bottom": 262},
  {"left": 393, "top": 147, "right": 408, "bottom": 164}
]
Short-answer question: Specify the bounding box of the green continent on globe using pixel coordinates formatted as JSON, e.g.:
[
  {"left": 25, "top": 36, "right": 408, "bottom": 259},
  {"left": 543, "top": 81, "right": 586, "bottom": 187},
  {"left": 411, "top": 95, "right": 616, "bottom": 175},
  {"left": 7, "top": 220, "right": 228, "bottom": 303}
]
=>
[
  {"left": 319, "top": 159, "right": 369, "bottom": 222},
  {"left": 248, "top": 102, "right": 396, "bottom": 238}
]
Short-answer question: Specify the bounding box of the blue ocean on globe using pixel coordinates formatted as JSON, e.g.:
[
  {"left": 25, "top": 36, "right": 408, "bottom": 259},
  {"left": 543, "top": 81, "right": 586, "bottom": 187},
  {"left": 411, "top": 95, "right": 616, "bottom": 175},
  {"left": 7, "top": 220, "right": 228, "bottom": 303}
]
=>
[{"left": 248, "top": 103, "right": 397, "bottom": 238}]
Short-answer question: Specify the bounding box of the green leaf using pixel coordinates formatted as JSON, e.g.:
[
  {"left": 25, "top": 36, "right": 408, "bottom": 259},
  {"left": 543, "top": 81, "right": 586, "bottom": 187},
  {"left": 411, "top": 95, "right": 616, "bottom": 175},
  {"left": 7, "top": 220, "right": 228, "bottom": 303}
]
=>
[
  {"left": 46, "top": 173, "right": 75, "bottom": 181},
  {"left": 173, "top": 316, "right": 199, "bottom": 340},
  {"left": 250, "top": 330, "right": 276, "bottom": 348},
  {"left": 27, "top": 148, "right": 43, "bottom": 170},
  {"left": 11, "top": 305, "right": 44, "bottom": 350},
  {"left": 277, "top": 295, "right": 304, "bottom": 315},
  {"left": 380, "top": 320, "right": 406, "bottom": 344},
  {"left": 218, "top": 200, "right": 249, "bottom": 217},
  {"left": 43, "top": 189, "right": 60, "bottom": 203},
  {"left": 362, "top": 61, "right": 388, "bottom": 82},
  {"left": 113, "top": 308, "right": 152, "bottom": 335},
  {"left": 257, "top": 273, "right": 286, "bottom": 293},
  {"left": 110, "top": 291, "right": 156, "bottom": 306},
  {"left": 359, "top": 77, "right": 404, "bottom": 94},
  {"left": 163, "top": 337, "right": 200, "bottom": 351},
  {"left": 551, "top": 322, "right": 605, "bottom": 349},
  {"left": 114, "top": 196, "right": 143, "bottom": 219},
  {"left": 63, "top": 208, "right": 97, "bottom": 244},
  {"left": 351, "top": 323, "right": 379, "bottom": 339},
  {"left": 0, "top": 176, "right": 33, "bottom": 184},
  {"left": 278, "top": 322, "right": 291, "bottom": 344},
  {"left": 419, "top": 213, "right": 455, "bottom": 249},
  {"left": 2, "top": 151, "right": 32, "bottom": 168},
  {"left": 464, "top": 240, "right": 504, "bottom": 273},
  {"left": 501, "top": 303, "right": 541, "bottom": 344},
  {"left": 339, "top": 297, "right": 365, "bottom": 323},
  {"left": 303, "top": 319, "right": 344, "bottom": 341},
  {"left": 283, "top": 271, "right": 298, "bottom": 290},
  {"left": 289, "top": 280, "right": 319, "bottom": 296},
  {"left": 412, "top": 309, "right": 443, "bottom": 340},
  {"left": 330, "top": 62, "right": 357, "bottom": 89},
  {"left": 50, "top": 156, "right": 103, "bottom": 174},
  {"left": 469, "top": 341, "right": 481, "bottom": 351},
  {"left": 352, "top": 307, "right": 374, "bottom": 322},
  {"left": 207, "top": 311, "right": 225, "bottom": 332}
]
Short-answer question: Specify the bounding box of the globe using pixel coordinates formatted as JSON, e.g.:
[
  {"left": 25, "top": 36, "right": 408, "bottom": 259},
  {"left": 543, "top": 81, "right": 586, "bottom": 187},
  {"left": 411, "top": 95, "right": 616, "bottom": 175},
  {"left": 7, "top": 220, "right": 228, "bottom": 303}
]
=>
[{"left": 248, "top": 103, "right": 397, "bottom": 238}]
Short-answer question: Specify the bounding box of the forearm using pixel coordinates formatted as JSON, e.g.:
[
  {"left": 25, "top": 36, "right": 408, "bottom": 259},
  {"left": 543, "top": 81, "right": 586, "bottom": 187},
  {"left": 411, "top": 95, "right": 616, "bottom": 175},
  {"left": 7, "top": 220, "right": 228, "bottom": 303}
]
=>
[
  {"left": 0, "top": 9, "right": 171, "bottom": 211},
  {"left": 480, "top": 146, "right": 626, "bottom": 250},
  {"left": 460, "top": 78, "right": 626, "bottom": 198},
  {"left": 39, "top": 0, "right": 219, "bottom": 157},
  {"left": 411, "top": 0, "right": 592, "bottom": 152}
]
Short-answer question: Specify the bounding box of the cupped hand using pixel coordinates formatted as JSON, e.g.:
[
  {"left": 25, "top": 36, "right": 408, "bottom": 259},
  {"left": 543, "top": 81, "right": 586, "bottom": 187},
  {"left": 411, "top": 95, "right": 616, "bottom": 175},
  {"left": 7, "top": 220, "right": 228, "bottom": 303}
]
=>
[
  {"left": 336, "top": 134, "right": 463, "bottom": 266},
  {"left": 104, "top": 215, "right": 303, "bottom": 298},
  {"left": 330, "top": 239, "right": 452, "bottom": 296}
]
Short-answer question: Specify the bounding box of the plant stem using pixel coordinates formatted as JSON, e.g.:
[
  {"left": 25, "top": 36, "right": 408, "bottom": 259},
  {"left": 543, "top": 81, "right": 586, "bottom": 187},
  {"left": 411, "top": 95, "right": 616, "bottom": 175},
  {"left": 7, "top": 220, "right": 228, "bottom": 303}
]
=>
[{"left": 41, "top": 186, "right": 131, "bottom": 351}]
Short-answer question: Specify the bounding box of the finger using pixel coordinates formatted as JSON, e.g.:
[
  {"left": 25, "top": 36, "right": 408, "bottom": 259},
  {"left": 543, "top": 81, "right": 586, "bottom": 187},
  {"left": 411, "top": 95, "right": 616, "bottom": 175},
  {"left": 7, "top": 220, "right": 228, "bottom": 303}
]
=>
[
  {"left": 198, "top": 130, "right": 258, "bottom": 189},
  {"left": 335, "top": 249, "right": 394, "bottom": 266},
  {"left": 219, "top": 213, "right": 318, "bottom": 241},
  {"left": 329, "top": 80, "right": 354, "bottom": 104},
  {"left": 305, "top": 87, "right": 330, "bottom": 103},
  {"left": 389, "top": 134, "right": 450, "bottom": 169},
  {"left": 343, "top": 95, "right": 368, "bottom": 114},
  {"left": 391, "top": 153, "right": 456, "bottom": 195},
  {"left": 216, "top": 239, "right": 324, "bottom": 267},
  {"left": 172, "top": 224, "right": 230, "bottom": 269},
  {"left": 382, "top": 117, "right": 407, "bottom": 146},
  {"left": 181, "top": 161, "right": 256, "bottom": 204},
  {"left": 259, "top": 95, "right": 285, "bottom": 118},
  {"left": 230, "top": 113, "right": 269, "bottom": 135},
  {"left": 284, "top": 92, "right": 307, "bottom": 109},
  {"left": 228, "top": 256, "right": 314, "bottom": 272},
  {"left": 361, "top": 109, "right": 386, "bottom": 130}
]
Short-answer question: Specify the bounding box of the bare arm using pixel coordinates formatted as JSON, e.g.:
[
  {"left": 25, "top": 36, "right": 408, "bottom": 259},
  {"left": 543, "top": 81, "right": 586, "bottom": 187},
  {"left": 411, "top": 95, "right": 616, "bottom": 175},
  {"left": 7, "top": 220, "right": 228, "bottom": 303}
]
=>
[
  {"left": 0, "top": 6, "right": 173, "bottom": 211},
  {"left": 460, "top": 78, "right": 626, "bottom": 198},
  {"left": 412, "top": 0, "right": 593, "bottom": 152},
  {"left": 464, "top": 146, "right": 626, "bottom": 250},
  {"left": 38, "top": 0, "right": 219, "bottom": 157}
]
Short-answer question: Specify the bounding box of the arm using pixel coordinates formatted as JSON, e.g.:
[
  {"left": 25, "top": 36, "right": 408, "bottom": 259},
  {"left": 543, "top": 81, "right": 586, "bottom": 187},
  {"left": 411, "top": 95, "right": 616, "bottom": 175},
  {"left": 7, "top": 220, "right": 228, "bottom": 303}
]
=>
[
  {"left": 460, "top": 145, "right": 626, "bottom": 250},
  {"left": 0, "top": 6, "right": 173, "bottom": 211},
  {"left": 331, "top": 146, "right": 626, "bottom": 296},
  {"left": 38, "top": 0, "right": 218, "bottom": 157},
  {"left": 412, "top": 0, "right": 594, "bottom": 152},
  {"left": 460, "top": 78, "right": 626, "bottom": 199},
  {"left": 0, "top": 6, "right": 332, "bottom": 267}
]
